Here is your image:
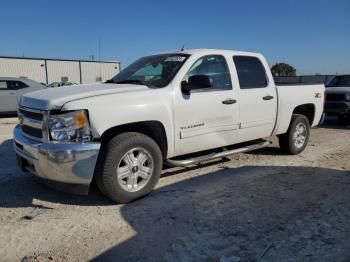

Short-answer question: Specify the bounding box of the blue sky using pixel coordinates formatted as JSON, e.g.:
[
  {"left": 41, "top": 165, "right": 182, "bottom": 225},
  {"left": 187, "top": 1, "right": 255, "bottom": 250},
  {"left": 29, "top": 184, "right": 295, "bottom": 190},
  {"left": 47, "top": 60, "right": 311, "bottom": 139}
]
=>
[{"left": 0, "top": 0, "right": 349, "bottom": 74}]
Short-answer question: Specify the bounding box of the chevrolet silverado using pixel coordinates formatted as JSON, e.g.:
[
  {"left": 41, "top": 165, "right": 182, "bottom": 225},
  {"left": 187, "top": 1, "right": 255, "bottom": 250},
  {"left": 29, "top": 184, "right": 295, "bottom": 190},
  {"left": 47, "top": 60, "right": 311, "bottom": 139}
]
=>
[{"left": 14, "top": 49, "right": 325, "bottom": 203}]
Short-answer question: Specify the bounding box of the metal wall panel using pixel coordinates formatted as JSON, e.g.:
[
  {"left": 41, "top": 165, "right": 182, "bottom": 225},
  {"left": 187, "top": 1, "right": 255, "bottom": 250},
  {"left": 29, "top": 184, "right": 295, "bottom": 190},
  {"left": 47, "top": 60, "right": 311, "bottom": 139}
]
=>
[
  {"left": 81, "top": 62, "right": 120, "bottom": 84},
  {"left": 0, "top": 57, "right": 120, "bottom": 85},
  {"left": 46, "top": 60, "right": 80, "bottom": 84},
  {"left": 0, "top": 58, "right": 46, "bottom": 83}
]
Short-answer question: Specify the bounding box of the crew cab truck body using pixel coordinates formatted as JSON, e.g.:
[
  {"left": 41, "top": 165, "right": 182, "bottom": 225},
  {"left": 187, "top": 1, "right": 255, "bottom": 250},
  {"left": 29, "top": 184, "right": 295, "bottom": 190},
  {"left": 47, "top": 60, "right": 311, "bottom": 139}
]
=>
[{"left": 14, "top": 49, "right": 325, "bottom": 203}]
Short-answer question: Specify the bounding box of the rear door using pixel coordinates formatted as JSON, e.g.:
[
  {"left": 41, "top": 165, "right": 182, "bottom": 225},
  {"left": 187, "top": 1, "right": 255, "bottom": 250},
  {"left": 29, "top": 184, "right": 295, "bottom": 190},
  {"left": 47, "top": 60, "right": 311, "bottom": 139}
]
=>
[{"left": 232, "top": 56, "right": 277, "bottom": 142}]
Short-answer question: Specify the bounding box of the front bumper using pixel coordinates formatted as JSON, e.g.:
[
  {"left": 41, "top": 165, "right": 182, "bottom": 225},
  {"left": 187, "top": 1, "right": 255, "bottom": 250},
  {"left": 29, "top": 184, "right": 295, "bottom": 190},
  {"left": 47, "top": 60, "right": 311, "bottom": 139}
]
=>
[
  {"left": 13, "top": 125, "right": 101, "bottom": 194},
  {"left": 324, "top": 101, "right": 350, "bottom": 116}
]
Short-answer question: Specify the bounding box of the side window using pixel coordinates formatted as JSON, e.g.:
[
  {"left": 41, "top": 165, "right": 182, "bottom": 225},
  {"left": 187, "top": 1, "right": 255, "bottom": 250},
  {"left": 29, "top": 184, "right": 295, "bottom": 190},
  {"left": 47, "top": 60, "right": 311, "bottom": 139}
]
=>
[
  {"left": 185, "top": 55, "right": 232, "bottom": 90},
  {"left": 0, "top": 81, "right": 8, "bottom": 90},
  {"left": 7, "top": 81, "right": 28, "bottom": 90},
  {"left": 17, "top": 81, "right": 28, "bottom": 89},
  {"left": 233, "top": 56, "right": 268, "bottom": 89}
]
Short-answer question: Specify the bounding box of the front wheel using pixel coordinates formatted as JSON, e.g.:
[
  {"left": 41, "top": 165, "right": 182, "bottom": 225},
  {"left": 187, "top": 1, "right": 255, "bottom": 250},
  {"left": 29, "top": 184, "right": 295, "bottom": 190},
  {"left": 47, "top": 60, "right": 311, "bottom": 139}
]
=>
[
  {"left": 95, "top": 132, "right": 163, "bottom": 203},
  {"left": 278, "top": 114, "right": 310, "bottom": 155}
]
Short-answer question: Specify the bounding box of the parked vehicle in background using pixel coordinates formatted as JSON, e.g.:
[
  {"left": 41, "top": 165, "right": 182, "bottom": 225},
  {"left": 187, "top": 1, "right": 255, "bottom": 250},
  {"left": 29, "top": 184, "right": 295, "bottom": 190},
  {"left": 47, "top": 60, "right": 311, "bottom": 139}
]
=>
[
  {"left": 324, "top": 75, "right": 350, "bottom": 124},
  {"left": 0, "top": 77, "right": 45, "bottom": 114},
  {"left": 47, "top": 81, "right": 78, "bottom": 88},
  {"left": 13, "top": 49, "right": 325, "bottom": 203}
]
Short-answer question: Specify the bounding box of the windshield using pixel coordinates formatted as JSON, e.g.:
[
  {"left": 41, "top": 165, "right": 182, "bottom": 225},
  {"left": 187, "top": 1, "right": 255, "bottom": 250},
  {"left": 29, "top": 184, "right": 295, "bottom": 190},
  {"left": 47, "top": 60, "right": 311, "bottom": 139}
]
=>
[
  {"left": 108, "top": 53, "right": 190, "bottom": 88},
  {"left": 327, "top": 75, "right": 350, "bottom": 87}
]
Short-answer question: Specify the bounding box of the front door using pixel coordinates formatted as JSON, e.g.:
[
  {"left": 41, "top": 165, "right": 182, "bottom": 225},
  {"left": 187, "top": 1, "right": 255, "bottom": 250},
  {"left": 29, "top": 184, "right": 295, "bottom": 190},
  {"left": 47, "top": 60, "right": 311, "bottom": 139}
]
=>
[{"left": 173, "top": 55, "right": 239, "bottom": 156}]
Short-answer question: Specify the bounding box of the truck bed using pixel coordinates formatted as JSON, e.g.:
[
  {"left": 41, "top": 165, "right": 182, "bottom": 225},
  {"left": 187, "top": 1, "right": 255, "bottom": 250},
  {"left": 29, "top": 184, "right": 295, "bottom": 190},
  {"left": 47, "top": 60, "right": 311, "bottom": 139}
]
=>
[{"left": 273, "top": 84, "right": 325, "bottom": 135}]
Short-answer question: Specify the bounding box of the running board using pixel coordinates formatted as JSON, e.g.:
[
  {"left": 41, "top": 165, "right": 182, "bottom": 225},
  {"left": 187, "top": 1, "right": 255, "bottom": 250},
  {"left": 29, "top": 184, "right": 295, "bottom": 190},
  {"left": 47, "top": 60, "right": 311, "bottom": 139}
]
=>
[{"left": 165, "top": 140, "right": 271, "bottom": 167}]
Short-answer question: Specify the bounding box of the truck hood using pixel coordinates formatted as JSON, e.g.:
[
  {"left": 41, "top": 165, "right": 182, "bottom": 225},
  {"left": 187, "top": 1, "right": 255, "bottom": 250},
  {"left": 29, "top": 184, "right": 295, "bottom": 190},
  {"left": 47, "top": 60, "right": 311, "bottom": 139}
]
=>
[
  {"left": 20, "top": 83, "right": 150, "bottom": 110},
  {"left": 326, "top": 86, "right": 350, "bottom": 93}
]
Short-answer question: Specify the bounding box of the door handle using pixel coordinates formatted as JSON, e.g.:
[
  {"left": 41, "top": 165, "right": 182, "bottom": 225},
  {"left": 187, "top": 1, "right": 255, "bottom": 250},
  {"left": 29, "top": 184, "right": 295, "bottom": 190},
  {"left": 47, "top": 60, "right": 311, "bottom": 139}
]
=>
[
  {"left": 222, "top": 99, "right": 237, "bottom": 105},
  {"left": 9, "top": 92, "right": 16, "bottom": 95},
  {"left": 263, "top": 95, "right": 274, "bottom": 100}
]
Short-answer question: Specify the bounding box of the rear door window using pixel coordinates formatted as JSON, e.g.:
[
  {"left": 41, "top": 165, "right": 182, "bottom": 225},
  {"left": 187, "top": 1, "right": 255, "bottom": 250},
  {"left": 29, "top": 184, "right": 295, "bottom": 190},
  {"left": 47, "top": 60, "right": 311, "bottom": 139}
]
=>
[
  {"left": 233, "top": 56, "right": 268, "bottom": 89},
  {"left": 7, "top": 81, "right": 28, "bottom": 90}
]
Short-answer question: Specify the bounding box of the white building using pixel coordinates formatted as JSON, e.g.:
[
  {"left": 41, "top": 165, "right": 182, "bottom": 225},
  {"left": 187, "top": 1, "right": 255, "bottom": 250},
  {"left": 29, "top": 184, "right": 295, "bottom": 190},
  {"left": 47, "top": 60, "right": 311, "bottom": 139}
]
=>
[{"left": 0, "top": 56, "right": 121, "bottom": 85}]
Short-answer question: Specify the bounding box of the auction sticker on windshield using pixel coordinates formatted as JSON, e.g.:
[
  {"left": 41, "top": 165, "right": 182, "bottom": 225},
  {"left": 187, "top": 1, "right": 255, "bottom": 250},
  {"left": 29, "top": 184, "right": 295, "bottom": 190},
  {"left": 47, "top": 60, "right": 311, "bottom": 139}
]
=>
[{"left": 165, "top": 56, "right": 186, "bottom": 62}]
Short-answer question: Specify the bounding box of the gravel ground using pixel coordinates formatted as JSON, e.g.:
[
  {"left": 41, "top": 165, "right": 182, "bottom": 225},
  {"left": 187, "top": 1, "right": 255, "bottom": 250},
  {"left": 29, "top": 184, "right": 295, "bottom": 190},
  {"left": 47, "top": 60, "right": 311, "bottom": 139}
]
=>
[{"left": 0, "top": 116, "right": 349, "bottom": 262}]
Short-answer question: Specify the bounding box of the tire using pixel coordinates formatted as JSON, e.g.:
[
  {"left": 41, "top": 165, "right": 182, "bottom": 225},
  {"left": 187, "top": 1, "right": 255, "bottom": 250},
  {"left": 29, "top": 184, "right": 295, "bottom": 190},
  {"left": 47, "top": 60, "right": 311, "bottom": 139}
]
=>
[
  {"left": 95, "top": 132, "right": 162, "bottom": 203},
  {"left": 278, "top": 114, "right": 310, "bottom": 155}
]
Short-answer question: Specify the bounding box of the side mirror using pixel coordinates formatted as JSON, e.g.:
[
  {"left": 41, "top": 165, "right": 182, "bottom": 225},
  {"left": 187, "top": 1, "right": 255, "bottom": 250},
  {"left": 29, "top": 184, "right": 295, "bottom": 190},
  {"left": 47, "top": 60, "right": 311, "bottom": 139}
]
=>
[{"left": 181, "top": 75, "right": 213, "bottom": 94}]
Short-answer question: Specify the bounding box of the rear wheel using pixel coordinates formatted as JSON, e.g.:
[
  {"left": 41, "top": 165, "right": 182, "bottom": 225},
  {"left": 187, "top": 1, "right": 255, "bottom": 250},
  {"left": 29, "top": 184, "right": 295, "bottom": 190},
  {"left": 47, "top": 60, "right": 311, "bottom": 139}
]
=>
[
  {"left": 279, "top": 114, "right": 310, "bottom": 155},
  {"left": 95, "top": 132, "right": 162, "bottom": 203}
]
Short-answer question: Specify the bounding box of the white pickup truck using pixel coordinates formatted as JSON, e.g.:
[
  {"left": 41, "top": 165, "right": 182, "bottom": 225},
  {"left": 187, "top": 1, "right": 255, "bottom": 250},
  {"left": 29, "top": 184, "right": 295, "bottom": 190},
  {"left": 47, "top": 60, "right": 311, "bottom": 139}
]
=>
[{"left": 14, "top": 49, "right": 325, "bottom": 203}]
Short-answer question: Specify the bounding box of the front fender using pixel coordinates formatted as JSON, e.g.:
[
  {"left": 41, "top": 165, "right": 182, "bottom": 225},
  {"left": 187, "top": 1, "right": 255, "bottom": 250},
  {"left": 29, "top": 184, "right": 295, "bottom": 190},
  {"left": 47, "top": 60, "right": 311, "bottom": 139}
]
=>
[{"left": 62, "top": 87, "right": 175, "bottom": 157}]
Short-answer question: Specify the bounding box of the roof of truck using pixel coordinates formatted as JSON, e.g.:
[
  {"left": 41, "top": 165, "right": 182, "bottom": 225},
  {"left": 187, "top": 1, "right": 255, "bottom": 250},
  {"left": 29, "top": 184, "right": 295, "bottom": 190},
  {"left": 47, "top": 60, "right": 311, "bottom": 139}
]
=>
[{"left": 156, "top": 48, "right": 263, "bottom": 57}]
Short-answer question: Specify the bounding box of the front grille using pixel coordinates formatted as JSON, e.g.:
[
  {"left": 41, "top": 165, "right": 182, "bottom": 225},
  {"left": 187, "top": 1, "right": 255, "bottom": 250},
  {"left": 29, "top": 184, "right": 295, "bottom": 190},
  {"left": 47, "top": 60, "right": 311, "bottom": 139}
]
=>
[
  {"left": 326, "top": 93, "right": 346, "bottom": 101},
  {"left": 19, "top": 108, "right": 43, "bottom": 121},
  {"left": 21, "top": 125, "right": 43, "bottom": 139},
  {"left": 19, "top": 107, "right": 45, "bottom": 141}
]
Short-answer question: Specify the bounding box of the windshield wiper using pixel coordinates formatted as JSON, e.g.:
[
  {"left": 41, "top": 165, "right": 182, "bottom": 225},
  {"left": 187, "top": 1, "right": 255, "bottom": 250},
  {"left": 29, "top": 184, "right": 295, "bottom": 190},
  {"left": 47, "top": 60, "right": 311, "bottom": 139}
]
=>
[{"left": 114, "top": 79, "right": 145, "bottom": 85}]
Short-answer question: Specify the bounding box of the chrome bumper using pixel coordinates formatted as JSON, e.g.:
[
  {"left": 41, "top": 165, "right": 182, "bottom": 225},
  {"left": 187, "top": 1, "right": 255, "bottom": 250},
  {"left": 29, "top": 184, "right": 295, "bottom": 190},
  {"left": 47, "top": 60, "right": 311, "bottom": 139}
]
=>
[{"left": 13, "top": 125, "right": 101, "bottom": 194}]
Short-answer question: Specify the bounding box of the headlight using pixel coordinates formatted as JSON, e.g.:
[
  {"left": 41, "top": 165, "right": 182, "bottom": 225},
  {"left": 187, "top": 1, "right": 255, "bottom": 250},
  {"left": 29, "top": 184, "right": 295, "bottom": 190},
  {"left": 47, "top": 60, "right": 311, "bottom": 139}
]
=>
[{"left": 49, "top": 110, "right": 91, "bottom": 142}]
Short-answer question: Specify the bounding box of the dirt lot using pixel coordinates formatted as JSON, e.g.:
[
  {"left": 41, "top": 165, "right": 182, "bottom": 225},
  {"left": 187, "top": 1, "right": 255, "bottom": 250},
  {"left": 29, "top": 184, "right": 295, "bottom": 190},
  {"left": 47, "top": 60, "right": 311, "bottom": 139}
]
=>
[{"left": 0, "top": 116, "right": 349, "bottom": 262}]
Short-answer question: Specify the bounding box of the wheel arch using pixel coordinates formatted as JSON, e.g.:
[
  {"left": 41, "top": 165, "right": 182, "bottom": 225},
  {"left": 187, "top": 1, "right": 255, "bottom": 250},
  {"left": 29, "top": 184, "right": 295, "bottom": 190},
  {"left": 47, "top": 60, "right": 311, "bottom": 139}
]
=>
[
  {"left": 292, "top": 103, "right": 316, "bottom": 125},
  {"left": 98, "top": 121, "right": 168, "bottom": 159}
]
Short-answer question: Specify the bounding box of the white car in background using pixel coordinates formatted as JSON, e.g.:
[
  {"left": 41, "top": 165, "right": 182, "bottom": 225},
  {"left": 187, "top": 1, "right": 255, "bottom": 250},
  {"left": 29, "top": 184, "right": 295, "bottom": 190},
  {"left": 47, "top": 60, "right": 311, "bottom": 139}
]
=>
[{"left": 0, "top": 77, "right": 45, "bottom": 114}]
